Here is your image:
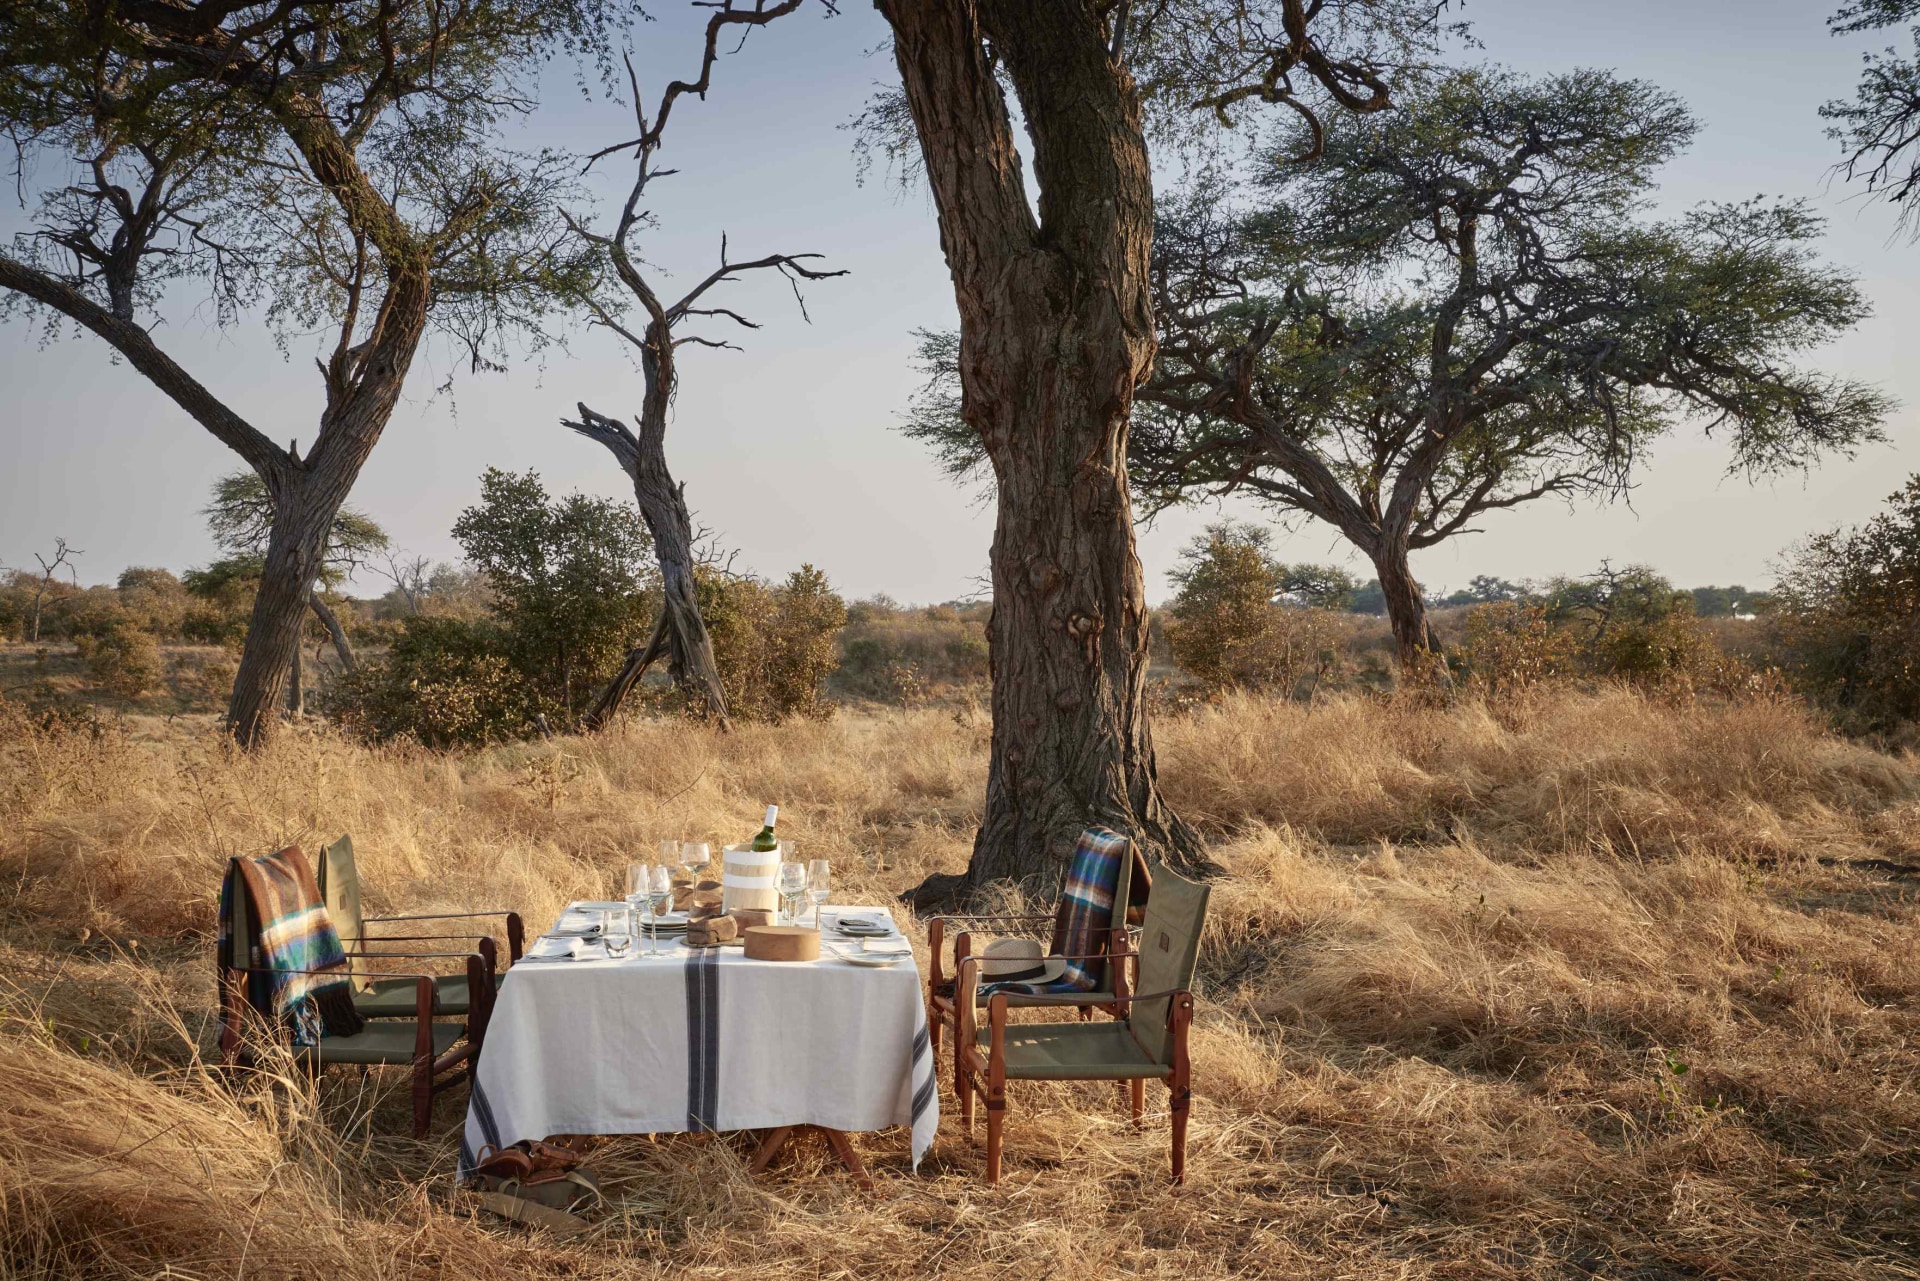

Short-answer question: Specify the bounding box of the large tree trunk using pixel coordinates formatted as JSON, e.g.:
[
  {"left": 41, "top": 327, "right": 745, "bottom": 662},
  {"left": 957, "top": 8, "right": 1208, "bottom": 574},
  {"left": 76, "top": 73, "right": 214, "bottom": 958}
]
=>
[
  {"left": 567, "top": 400, "right": 730, "bottom": 730},
  {"left": 882, "top": 0, "right": 1204, "bottom": 899},
  {"left": 1370, "top": 538, "right": 1440, "bottom": 667}
]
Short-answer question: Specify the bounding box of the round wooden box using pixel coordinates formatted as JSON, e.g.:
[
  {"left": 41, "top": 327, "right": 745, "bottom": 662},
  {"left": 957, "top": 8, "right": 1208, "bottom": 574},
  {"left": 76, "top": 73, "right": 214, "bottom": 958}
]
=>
[{"left": 742, "top": 925, "right": 820, "bottom": 963}]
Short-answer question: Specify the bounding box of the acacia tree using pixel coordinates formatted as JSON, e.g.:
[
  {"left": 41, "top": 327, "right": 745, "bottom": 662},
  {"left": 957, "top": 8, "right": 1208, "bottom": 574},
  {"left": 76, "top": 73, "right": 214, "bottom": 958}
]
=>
[
  {"left": 0, "top": 1, "right": 616, "bottom": 745},
  {"left": 1134, "top": 69, "right": 1887, "bottom": 662},
  {"left": 872, "top": 0, "right": 1444, "bottom": 895},
  {"left": 1826, "top": 1, "right": 1920, "bottom": 227},
  {"left": 560, "top": 2, "right": 844, "bottom": 732},
  {"left": 202, "top": 470, "right": 390, "bottom": 672}
]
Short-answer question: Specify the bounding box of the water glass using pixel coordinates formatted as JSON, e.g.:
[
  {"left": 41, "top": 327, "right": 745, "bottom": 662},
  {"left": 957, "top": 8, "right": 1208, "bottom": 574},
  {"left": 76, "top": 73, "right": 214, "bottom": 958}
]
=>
[
  {"left": 807, "top": 859, "right": 831, "bottom": 927},
  {"left": 777, "top": 860, "right": 808, "bottom": 927}
]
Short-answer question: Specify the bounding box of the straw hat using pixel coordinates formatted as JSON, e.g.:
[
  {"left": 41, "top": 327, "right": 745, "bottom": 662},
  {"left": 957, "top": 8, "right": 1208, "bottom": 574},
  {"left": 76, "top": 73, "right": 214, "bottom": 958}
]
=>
[{"left": 977, "top": 936, "right": 1067, "bottom": 984}]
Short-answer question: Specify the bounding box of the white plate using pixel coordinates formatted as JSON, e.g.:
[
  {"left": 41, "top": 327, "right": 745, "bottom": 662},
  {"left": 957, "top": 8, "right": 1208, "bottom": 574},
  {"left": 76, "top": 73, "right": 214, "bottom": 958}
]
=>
[
  {"left": 835, "top": 953, "right": 903, "bottom": 968},
  {"left": 570, "top": 901, "right": 632, "bottom": 914}
]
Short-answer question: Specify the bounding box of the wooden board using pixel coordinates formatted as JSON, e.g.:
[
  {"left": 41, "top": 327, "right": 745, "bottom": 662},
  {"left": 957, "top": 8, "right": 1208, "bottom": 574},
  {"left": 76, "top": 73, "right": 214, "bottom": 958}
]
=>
[{"left": 743, "top": 925, "right": 820, "bottom": 962}]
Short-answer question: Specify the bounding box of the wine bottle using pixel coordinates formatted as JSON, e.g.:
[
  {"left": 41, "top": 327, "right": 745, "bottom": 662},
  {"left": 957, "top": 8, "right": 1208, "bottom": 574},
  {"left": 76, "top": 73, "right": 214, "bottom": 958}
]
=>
[{"left": 751, "top": 804, "right": 779, "bottom": 852}]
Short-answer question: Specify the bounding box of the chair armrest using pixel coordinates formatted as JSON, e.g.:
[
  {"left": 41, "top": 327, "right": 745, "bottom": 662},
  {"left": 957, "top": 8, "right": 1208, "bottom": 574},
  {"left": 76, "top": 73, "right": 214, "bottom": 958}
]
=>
[
  {"left": 366, "top": 911, "right": 524, "bottom": 963},
  {"left": 971, "top": 980, "right": 1188, "bottom": 1009},
  {"left": 929, "top": 913, "right": 1056, "bottom": 927},
  {"left": 364, "top": 910, "right": 515, "bottom": 924}
]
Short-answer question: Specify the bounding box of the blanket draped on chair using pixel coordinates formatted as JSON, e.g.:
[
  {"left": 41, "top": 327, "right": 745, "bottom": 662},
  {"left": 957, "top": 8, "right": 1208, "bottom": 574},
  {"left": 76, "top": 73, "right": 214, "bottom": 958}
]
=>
[
  {"left": 218, "top": 845, "right": 365, "bottom": 1046},
  {"left": 992, "top": 826, "right": 1131, "bottom": 996}
]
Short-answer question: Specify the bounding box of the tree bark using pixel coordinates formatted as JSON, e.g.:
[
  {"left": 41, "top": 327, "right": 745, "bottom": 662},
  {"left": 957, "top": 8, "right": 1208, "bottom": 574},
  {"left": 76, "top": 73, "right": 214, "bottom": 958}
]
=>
[
  {"left": 1370, "top": 538, "right": 1439, "bottom": 666},
  {"left": 309, "top": 592, "right": 357, "bottom": 670},
  {"left": 566, "top": 401, "right": 731, "bottom": 729},
  {"left": 881, "top": 0, "right": 1205, "bottom": 898},
  {"left": 287, "top": 638, "right": 304, "bottom": 716}
]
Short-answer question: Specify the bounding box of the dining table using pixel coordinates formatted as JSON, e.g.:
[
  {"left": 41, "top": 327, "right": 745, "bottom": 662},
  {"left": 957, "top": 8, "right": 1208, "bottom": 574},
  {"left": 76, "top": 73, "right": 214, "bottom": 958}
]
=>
[{"left": 458, "top": 903, "right": 939, "bottom": 1188}]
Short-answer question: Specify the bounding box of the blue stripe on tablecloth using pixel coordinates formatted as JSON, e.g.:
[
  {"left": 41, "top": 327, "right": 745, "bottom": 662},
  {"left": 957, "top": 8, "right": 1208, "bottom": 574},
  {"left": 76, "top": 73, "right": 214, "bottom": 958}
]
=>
[{"left": 684, "top": 945, "right": 720, "bottom": 1132}]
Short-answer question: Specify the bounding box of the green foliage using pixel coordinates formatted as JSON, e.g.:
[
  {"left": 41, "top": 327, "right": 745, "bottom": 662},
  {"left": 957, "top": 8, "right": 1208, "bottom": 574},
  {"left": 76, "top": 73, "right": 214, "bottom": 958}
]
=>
[
  {"left": 203, "top": 472, "right": 388, "bottom": 585},
  {"left": 452, "top": 468, "right": 658, "bottom": 718},
  {"left": 1131, "top": 66, "right": 1890, "bottom": 626},
  {"left": 1771, "top": 475, "right": 1920, "bottom": 732},
  {"left": 322, "top": 617, "right": 530, "bottom": 748},
  {"left": 700, "top": 565, "right": 849, "bottom": 723},
  {"left": 1167, "top": 523, "right": 1344, "bottom": 696},
  {"left": 83, "top": 628, "right": 163, "bottom": 699},
  {"left": 181, "top": 557, "right": 263, "bottom": 647},
  {"left": 1438, "top": 577, "right": 1526, "bottom": 608},
  {"left": 1824, "top": 0, "right": 1920, "bottom": 227},
  {"left": 1275, "top": 563, "right": 1359, "bottom": 610},
  {"left": 1543, "top": 566, "right": 1722, "bottom": 689}
]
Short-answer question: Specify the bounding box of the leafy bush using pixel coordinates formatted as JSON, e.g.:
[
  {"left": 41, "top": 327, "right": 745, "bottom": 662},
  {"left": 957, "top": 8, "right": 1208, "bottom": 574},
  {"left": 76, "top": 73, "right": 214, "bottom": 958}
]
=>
[
  {"left": 83, "top": 628, "right": 163, "bottom": 699},
  {"left": 1458, "top": 601, "right": 1570, "bottom": 701},
  {"left": 1543, "top": 565, "right": 1723, "bottom": 691},
  {"left": 453, "top": 468, "right": 657, "bottom": 718},
  {"left": 322, "top": 616, "right": 533, "bottom": 748},
  {"left": 834, "top": 598, "right": 989, "bottom": 701},
  {"left": 1771, "top": 475, "right": 1920, "bottom": 733},
  {"left": 701, "top": 565, "right": 848, "bottom": 722},
  {"left": 1167, "top": 523, "right": 1345, "bottom": 697}
]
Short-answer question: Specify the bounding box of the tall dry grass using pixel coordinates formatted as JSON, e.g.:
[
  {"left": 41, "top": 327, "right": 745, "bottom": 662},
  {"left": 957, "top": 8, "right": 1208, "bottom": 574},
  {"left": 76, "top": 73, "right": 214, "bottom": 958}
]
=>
[{"left": 3, "top": 687, "right": 1918, "bottom": 1279}]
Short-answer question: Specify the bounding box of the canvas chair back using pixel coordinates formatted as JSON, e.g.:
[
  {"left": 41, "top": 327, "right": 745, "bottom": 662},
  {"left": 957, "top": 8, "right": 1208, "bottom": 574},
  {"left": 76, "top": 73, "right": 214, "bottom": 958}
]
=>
[
  {"left": 1127, "top": 865, "right": 1210, "bottom": 1064},
  {"left": 315, "top": 835, "right": 368, "bottom": 987}
]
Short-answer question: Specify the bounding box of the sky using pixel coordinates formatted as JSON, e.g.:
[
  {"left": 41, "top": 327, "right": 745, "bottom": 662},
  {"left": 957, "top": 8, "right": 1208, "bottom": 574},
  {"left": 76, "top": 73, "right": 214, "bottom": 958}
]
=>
[{"left": 3, "top": 0, "right": 1918, "bottom": 603}]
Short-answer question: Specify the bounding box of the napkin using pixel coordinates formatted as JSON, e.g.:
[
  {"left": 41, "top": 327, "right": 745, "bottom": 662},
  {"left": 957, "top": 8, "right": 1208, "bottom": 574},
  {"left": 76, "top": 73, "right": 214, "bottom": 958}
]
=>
[{"left": 528, "top": 936, "right": 582, "bottom": 961}]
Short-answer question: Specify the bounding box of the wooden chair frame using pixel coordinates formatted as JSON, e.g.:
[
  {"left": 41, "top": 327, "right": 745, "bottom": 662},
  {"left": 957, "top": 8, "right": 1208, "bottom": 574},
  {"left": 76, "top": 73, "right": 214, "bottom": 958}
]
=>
[
  {"left": 218, "top": 949, "right": 494, "bottom": 1137},
  {"left": 952, "top": 951, "right": 1194, "bottom": 1185},
  {"left": 925, "top": 847, "right": 1149, "bottom": 1101}
]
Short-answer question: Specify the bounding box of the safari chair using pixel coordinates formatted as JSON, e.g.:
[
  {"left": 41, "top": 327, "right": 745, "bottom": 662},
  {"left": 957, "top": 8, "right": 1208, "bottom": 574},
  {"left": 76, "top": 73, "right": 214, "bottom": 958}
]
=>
[
  {"left": 953, "top": 865, "right": 1210, "bottom": 1185},
  {"left": 316, "top": 834, "right": 524, "bottom": 1020},
  {"left": 219, "top": 855, "right": 492, "bottom": 1138},
  {"left": 925, "top": 828, "right": 1151, "bottom": 1097}
]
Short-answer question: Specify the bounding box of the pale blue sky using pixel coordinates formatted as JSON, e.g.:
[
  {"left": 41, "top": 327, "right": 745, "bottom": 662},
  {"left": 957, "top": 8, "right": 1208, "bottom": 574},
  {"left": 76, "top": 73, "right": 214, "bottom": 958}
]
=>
[{"left": 3, "top": 0, "right": 1916, "bottom": 601}]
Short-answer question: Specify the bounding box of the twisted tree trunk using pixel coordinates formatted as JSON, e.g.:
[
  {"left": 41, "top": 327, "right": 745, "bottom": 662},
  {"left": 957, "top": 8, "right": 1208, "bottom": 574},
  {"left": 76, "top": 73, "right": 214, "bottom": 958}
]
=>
[
  {"left": 309, "top": 592, "right": 357, "bottom": 670},
  {"left": 566, "top": 401, "right": 731, "bottom": 730},
  {"left": 881, "top": 0, "right": 1205, "bottom": 900}
]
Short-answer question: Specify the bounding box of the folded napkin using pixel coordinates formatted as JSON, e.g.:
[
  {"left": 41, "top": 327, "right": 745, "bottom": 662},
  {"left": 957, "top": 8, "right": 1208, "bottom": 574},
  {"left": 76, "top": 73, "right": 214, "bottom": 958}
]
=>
[{"left": 528, "top": 936, "right": 583, "bottom": 961}]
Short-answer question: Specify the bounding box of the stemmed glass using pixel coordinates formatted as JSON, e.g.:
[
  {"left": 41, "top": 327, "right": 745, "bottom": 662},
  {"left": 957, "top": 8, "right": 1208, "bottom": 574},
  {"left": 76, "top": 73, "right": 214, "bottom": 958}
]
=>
[
  {"left": 807, "top": 859, "right": 831, "bottom": 928},
  {"left": 637, "top": 868, "right": 660, "bottom": 948},
  {"left": 777, "top": 860, "right": 808, "bottom": 927},
  {"left": 648, "top": 865, "right": 673, "bottom": 954},
  {"left": 679, "top": 841, "right": 710, "bottom": 883}
]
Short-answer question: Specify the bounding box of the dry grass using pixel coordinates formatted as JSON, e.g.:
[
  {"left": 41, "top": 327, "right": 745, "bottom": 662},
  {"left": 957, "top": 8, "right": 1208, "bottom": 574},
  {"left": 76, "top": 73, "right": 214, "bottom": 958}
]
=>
[{"left": 3, "top": 687, "right": 1919, "bottom": 1279}]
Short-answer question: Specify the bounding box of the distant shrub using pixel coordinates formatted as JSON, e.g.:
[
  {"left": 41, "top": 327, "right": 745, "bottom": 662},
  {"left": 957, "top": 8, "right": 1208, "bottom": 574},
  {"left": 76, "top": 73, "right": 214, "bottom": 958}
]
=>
[
  {"left": 1166, "top": 522, "right": 1345, "bottom": 697},
  {"left": 1770, "top": 475, "right": 1920, "bottom": 733},
  {"left": 702, "top": 565, "right": 848, "bottom": 722},
  {"left": 833, "top": 597, "right": 989, "bottom": 702},
  {"left": 83, "top": 628, "right": 163, "bottom": 699},
  {"left": 1458, "top": 601, "right": 1570, "bottom": 701},
  {"left": 1543, "top": 564, "right": 1725, "bottom": 693},
  {"left": 323, "top": 616, "right": 533, "bottom": 748}
]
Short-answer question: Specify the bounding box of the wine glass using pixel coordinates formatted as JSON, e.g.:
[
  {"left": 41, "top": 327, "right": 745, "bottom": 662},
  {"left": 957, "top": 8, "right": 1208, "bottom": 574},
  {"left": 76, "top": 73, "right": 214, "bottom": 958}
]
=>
[
  {"left": 649, "top": 865, "right": 673, "bottom": 953},
  {"left": 630, "top": 866, "right": 656, "bottom": 954},
  {"left": 777, "top": 860, "right": 808, "bottom": 927},
  {"left": 807, "top": 859, "right": 831, "bottom": 928},
  {"left": 679, "top": 841, "right": 710, "bottom": 883}
]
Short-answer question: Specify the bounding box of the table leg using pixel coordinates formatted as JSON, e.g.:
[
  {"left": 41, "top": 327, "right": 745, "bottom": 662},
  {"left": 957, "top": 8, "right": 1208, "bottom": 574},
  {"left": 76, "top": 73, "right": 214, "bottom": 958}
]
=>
[
  {"left": 747, "top": 1125, "right": 875, "bottom": 1193},
  {"left": 749, "top": 1125, "right": 796, "bottom": 1175},
  {"left": 820, "top": 1127, "right": 876, "bottom": 1193}
]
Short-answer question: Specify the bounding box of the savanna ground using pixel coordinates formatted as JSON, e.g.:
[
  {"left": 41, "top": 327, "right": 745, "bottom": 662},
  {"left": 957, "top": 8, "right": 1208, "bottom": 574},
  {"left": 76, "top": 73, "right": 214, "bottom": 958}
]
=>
[{"left": 3, "top": 670, "right": 1919, "bottom": 1279}]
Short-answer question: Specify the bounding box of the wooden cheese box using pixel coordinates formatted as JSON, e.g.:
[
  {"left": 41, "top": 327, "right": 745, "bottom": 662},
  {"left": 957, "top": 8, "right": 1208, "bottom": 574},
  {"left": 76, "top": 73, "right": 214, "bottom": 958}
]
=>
[{"left": 743, "top": 925, "right": 820, "bottom": 963}]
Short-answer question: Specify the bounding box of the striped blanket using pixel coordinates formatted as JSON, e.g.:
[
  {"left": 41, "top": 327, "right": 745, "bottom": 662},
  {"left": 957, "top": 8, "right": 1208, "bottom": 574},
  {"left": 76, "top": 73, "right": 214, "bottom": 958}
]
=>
[
  {"left": 218, "top": 846, "right": 364, "bottom": 1047},
  {"left": 997, "top": 826, "right": 1131, "bottom": 996}
]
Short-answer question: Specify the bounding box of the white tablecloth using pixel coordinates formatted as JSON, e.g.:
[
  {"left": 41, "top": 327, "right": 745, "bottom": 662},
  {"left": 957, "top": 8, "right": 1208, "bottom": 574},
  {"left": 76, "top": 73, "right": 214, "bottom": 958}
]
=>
[{"left": 459, "top": 905, "right": 938, "bottom": 1175}]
